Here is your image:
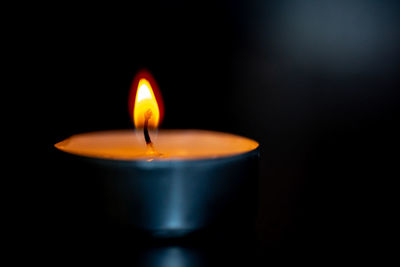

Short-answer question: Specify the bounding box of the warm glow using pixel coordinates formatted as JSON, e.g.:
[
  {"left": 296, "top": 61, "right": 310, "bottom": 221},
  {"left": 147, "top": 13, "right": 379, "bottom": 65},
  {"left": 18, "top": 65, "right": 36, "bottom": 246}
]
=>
[
  {"left": 134, "top": 78, "right": 160, "bottom": 129},
  {"left": 54, "top": 130, "right": 259, "bottom": 161},
  {"left": 128, "top": 70, "right": 164, "bottom": 129}
]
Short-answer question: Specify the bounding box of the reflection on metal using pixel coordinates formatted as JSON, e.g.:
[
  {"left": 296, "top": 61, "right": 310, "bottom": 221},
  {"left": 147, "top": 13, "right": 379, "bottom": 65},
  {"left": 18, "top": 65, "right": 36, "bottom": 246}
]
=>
[
  {"left": 56, "top": 146, "right": 259, "bottom": 238},
  {"left": 139, "top": 246, "right": 202, "bottom": 267}
]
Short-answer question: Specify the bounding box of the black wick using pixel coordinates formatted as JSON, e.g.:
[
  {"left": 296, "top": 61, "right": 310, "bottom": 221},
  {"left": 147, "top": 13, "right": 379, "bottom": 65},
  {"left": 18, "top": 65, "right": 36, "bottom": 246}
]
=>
[{"left": 144, "top": 109, "right": 153, "bottom": 145}]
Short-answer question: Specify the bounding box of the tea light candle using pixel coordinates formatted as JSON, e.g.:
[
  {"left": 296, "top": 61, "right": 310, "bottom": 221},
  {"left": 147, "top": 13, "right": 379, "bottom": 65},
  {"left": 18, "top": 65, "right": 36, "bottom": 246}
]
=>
[{"left": 54, "top": 70, "right": 260, "bottom": 237}]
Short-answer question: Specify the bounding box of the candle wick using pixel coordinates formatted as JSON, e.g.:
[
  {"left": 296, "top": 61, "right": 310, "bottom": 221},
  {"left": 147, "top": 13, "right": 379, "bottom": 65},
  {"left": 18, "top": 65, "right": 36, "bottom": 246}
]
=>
[
  {"left": 143, "top": 109, "right": 165, "bottom": 157},
  {"left": 144, "top": 109, "right": 153, "bottom": 145}
]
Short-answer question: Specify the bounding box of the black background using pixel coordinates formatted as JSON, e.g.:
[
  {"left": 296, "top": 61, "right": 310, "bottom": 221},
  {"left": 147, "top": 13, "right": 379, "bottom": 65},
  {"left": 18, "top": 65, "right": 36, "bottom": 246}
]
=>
[{"left": 29, "top": 0, "right": 399, "bottom": 263}]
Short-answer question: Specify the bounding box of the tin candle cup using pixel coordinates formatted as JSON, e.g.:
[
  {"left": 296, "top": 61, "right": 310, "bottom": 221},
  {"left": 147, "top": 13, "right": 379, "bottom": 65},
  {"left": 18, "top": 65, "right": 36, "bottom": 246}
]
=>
[{"left": 55, "top": 129, "right": 259, "bottom": 238}]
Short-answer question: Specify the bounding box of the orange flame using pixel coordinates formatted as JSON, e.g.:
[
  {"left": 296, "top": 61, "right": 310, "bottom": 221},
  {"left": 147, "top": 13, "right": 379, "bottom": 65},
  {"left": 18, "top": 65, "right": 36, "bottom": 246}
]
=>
[{"left": 128, "top": 70, "right": 164, "bottom": 129}]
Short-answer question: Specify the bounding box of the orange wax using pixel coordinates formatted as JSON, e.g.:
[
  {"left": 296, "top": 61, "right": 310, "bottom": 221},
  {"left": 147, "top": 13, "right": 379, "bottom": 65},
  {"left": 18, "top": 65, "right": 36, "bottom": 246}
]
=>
[{"left": 54, "top": 129, "right": 259, "bottom": 161}]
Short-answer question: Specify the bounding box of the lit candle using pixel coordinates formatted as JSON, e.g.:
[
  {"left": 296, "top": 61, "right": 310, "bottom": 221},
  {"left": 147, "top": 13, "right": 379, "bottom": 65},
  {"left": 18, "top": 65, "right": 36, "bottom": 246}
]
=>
[{"left": 54, "top": 70, "right": 259, "bottom": 237}]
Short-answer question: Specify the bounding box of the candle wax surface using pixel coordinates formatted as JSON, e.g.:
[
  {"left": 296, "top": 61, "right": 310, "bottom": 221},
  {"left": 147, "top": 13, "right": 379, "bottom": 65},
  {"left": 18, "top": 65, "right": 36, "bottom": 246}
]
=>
[{"left": 55, "top": 130, "right": 259, "bottom": 161}]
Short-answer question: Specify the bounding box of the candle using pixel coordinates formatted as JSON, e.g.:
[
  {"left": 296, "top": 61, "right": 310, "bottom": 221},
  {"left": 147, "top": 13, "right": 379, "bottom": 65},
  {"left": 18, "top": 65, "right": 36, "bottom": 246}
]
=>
[{"left": 54, "top": 70, "right": 259, "bottom": 238}]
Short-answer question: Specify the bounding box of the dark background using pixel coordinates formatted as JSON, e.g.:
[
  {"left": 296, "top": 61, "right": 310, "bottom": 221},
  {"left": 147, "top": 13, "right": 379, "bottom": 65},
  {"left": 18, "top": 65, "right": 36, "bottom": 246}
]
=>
[{"left": 33, "top": 0, "right": 399, "bottom": 262}]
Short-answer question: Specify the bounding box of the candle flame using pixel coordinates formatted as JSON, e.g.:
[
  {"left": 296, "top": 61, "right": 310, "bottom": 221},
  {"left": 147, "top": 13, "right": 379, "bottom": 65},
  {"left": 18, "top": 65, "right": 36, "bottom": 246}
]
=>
[
  {"left": 134, "top": 79, "right": 159, "bottom": 128},
  {"left": 129, "top": 70, "right": 164, "bottom": 129}
]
